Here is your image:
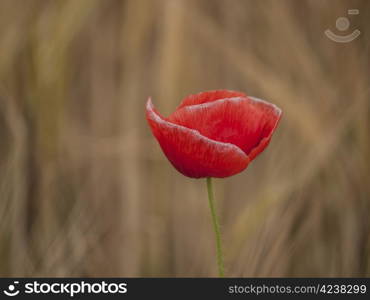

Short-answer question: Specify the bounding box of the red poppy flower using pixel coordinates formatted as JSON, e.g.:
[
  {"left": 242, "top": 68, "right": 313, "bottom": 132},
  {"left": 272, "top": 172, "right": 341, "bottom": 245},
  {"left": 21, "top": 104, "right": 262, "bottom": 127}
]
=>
[{"left": 146, "top": 90, "right": 282, "bottom": 178}]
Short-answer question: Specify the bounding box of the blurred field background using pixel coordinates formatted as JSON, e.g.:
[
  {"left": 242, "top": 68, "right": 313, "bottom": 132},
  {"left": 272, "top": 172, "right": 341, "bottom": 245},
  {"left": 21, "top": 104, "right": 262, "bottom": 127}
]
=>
[{"left": 0, "top": 0, "right": 369, "bottom": 277}]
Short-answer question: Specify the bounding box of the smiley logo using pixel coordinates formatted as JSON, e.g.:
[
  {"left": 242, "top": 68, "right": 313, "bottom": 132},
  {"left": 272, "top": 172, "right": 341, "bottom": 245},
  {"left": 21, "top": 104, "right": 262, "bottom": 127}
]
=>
[
  {"left": 3, "top": 282, "right": 20, "bottom": 297},
  {"left": 325, "top": 9, "right": 360, "bottom": 43}
]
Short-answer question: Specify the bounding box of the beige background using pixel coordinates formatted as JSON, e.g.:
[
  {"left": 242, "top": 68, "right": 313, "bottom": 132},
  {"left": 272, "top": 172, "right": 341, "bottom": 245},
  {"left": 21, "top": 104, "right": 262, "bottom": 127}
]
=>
[{"left": 0, "top": 0, "right": 369, "bottom": 277}]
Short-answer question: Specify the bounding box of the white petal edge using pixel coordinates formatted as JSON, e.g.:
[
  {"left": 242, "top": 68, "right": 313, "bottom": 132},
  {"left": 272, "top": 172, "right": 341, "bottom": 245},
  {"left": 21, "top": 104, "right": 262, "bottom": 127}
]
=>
[
  {"left": 146, "top": 98, "right": 247, "bottom": 158},
  {"left": 181, "top": 96, "right": 282, "bottom": 117},
  {"left": 248, "top": 96, "right": 282, "bottom": 117}
]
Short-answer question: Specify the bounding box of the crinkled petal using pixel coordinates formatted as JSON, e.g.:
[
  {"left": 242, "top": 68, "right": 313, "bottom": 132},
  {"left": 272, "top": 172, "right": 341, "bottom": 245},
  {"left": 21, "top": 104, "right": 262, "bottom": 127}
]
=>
[
  {"left": 177, "top": 90, "right": 246, "bottom": 110},
  {"left": 168, "top": 96, "right": 282, "bottom": 160},
  {"left": 146, "top": 98, "right": 249, "bottom": 178}
]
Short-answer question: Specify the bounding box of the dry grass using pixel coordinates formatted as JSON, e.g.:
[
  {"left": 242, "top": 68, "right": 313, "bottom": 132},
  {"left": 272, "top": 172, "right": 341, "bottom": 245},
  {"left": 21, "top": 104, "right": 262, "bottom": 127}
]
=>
[{"left": 0, "top": 0, "right": 369, "bottom": 277}]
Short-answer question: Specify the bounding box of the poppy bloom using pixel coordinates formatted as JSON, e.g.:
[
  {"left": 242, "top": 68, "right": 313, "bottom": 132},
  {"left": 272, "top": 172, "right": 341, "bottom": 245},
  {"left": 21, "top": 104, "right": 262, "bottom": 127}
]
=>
[
  {"left": 146, "top": 90, "right": 282, "bottom": 178},
  {"left": 146, "top": 90, "right": 282, "bottom": 277}
]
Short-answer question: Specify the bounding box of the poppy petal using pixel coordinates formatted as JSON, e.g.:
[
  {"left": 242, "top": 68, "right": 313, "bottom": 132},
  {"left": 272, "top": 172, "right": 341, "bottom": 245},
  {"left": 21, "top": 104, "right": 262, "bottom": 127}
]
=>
[
  {"left": 177, "top": 89, "right": 246, "bottom": 110},
  {"left": 168, "top": 96, "right": 282, "bottom": 159},
  {"left": 146, "top": 98, "right": 250, "bottom": 178},
  {"left": 246, "top": 96, "right": 282, "bottom": 160}
]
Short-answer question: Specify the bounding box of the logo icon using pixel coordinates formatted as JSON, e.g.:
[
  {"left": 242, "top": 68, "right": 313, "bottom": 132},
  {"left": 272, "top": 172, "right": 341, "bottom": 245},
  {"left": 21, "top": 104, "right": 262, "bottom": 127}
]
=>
[
  {"left": 3, "top": 281, "right": 20, "bottom": 297},
  {"left": 325, "top": 9, "right": 360, "bottom": 43}
]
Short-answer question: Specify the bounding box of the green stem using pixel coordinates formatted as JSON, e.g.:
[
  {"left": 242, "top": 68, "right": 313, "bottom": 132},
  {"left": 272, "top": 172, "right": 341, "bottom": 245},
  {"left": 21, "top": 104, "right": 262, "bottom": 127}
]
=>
[{"left": 206, "top": 177, "right": 225, "bottom": 277}]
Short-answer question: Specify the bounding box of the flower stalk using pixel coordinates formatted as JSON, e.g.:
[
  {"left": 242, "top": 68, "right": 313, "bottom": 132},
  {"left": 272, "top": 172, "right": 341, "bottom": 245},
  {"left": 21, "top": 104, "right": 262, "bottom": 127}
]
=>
[{"left": 206, "top": 177, "right": 225, "bottom": 277}]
